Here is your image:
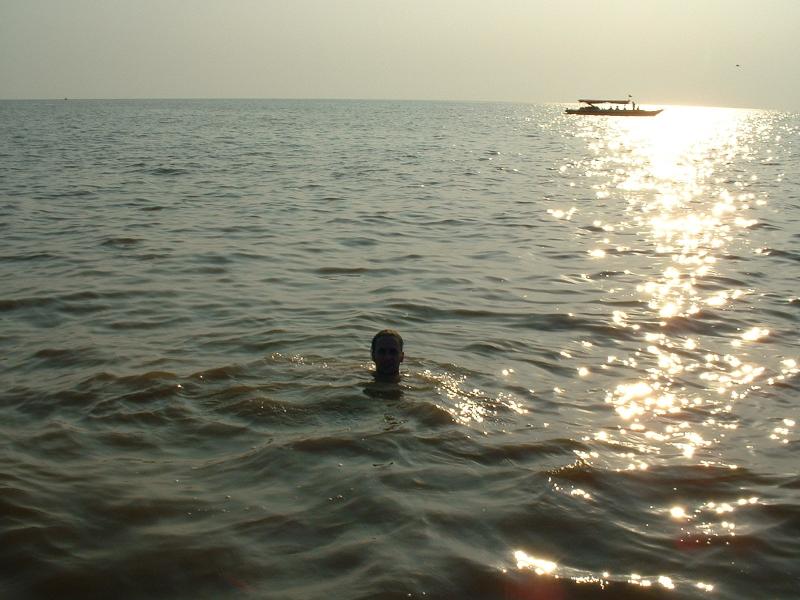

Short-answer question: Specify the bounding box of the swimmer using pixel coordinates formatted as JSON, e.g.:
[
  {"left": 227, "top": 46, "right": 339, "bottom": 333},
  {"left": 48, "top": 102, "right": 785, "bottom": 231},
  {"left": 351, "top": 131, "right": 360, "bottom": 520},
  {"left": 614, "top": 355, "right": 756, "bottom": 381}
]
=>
[{"left": 371, "top": 329, "right": 404, "bottom": 383}]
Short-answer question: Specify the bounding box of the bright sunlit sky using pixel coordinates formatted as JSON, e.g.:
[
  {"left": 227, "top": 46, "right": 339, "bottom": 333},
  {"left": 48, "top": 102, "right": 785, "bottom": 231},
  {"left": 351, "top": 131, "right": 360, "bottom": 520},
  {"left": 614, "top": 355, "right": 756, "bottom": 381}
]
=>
[{"left": 2, "top": 0, "right": 799, "bottom": 110}]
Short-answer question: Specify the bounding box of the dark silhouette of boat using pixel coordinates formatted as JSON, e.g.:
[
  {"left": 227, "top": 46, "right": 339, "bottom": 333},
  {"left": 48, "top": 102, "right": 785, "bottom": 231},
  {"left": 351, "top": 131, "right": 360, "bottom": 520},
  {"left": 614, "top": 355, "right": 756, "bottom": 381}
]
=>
[{"left": 565, "top": 97, "right": 662, "bottom": 117}]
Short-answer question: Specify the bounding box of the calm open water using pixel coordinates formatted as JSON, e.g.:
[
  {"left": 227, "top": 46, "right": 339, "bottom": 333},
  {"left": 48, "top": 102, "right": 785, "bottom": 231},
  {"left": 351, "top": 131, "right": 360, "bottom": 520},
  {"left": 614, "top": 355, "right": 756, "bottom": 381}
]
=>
[{"left": 1, "top": 99, "right": 799, "bottom": 599}]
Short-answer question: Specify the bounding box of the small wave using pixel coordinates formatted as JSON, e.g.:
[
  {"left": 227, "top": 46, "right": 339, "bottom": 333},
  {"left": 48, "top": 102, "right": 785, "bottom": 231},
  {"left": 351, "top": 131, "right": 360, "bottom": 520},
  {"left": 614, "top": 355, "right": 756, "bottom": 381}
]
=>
[
  {"left": 339, "top": 237, "right": 378, "bottom": 247},
  {"left": 288, "top": 434, "right": 397, "bottom": 462},
  {"left": 14, "top": 421, "right": 86, "bottom": 458},
  {"left": 458, "top": 438, "right": 590, "bottom": 465},
  {"left": 211, "top": 393, "right": 300, "bottom": 421},
  {"left": 747, "top": 221, "right": 781, "bottom": 230},
  {"left": 80, "top": 370, "right": 176, "bottom": 388},
  {"left": 694, "top": 274, "right": 749, "bottom": 289},
  {"left": 31, "top": 347, "right": 106, "bottom": 368},
  {"left": 0, "top": 296, "right": 53, "bottom": 312},
  {"left": 3, "top": 291, "right": 159, "bottom": 314},
  {"left": 550, "top": 461, "right": 779, "bottom": 499},
  {"left": 59, "top": 188, "right": 95, "bottom": 197},
  {"left": 0, "top": 252, "right": 58, "bottom": 262},
  {"left": 659, "top": 311, "right": 744, "bottom": 336},
  {"left": 101, "top": 237, "right": 141, "bottom": 248},
  {"left": 465, "top": 341, "right": 508, "bottom": 354},
  {"left": 134, "top": 253, "right": 172, "bottom": 261},
  {"left": 591, "top": 270, "right": 627, "bottom": 279},
  {"left": 149, "top": 167, "right": 189, "bottom": 176},
  {"left": 0, "top": 487, "right": 48, "bottom": 521},
  {"left": 107, "top": 317, "right": 188, "bottom": 331},
  {"left": 94, "top": 430, "right": 161, "bottom": 451},
  {"left": 315, "top": 266, "right": 370, "bottom": 275},
  {"left": 190, "top": 364, "right": 246, "bottom": 381},
  {"left": 762, "top": 248, "right": 800, "bottom": 263},
  {"left": 400, "top": 400, "right": 455, "bottom": 427},
  {"left": 190, "top": 253, "right": 232, "bottom": 265},
  {"left": 194, "top": 265, "right": 228, "bottom": 274}
]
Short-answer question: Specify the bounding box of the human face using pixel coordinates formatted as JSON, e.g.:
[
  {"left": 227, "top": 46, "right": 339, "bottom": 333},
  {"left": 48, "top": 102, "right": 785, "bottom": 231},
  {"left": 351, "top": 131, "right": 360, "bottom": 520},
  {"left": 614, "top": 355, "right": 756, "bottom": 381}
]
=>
[{"left": 371, "top": 336, "right": 404, "bottom": 378}]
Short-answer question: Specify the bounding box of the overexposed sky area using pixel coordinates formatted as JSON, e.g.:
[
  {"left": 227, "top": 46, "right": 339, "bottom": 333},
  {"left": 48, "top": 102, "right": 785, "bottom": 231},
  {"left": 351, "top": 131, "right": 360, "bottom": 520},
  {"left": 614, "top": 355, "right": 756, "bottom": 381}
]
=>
[{"left": 2, "top": 0, "right": 799, "bottom": 110}]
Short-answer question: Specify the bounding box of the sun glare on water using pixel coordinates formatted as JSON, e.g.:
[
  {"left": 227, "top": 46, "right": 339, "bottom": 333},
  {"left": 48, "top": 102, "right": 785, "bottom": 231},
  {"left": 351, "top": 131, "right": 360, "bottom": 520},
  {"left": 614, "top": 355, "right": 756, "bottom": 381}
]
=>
[
  {"left": 572, "top": 106, "right": 777, "bottom": 457},
  {"left": 537, "top": 105, "right": 796, "bottom": 595}
]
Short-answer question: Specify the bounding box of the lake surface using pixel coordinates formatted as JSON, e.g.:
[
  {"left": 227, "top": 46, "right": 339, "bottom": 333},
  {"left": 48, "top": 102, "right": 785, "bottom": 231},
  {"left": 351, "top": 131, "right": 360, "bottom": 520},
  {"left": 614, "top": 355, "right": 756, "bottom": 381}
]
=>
[{"left": 1, "top": 99, "right": 798, "bottom": 599}]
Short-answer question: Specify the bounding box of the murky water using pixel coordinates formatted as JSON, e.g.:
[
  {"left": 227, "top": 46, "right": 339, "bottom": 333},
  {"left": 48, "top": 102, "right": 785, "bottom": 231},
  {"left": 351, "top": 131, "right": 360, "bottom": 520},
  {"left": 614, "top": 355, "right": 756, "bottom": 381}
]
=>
[{"left": 1, "top": 99, "right": 798, "bottom": 599}]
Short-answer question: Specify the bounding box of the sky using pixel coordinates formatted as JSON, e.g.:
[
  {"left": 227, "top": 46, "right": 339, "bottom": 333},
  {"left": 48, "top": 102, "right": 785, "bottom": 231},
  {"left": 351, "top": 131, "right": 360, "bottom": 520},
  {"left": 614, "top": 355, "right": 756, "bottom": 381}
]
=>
[{"left": 1, "top": 0, "right": 799, "bottom": 110}]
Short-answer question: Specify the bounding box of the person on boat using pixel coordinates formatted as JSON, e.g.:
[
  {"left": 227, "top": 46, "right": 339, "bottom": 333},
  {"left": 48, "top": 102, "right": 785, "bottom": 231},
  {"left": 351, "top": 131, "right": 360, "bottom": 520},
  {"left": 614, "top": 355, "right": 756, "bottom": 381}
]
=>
[{"left": 371, "top": 329, "right": 404, "bottom": 383}]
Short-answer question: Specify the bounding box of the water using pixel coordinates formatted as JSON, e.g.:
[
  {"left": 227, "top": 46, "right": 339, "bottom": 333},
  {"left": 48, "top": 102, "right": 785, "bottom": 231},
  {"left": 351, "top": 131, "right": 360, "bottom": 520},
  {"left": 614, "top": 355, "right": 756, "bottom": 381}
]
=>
[{"left": 1, "top": 99, "right": 798, "bottom": 599}]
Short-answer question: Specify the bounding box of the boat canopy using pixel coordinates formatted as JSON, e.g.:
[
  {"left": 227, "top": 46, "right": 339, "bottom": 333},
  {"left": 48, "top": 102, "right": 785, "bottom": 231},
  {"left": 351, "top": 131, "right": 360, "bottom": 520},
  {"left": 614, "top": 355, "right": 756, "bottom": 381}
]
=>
[{"left": 578, "top": 99, "right": 632, "bottom": 105}]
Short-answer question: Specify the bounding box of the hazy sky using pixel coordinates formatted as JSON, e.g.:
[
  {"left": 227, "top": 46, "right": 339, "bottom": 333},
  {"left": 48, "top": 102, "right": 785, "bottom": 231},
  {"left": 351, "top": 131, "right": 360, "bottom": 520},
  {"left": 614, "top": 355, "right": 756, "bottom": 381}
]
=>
[{"left": 2, "top": 0, "right": 798, "bottom": 110}]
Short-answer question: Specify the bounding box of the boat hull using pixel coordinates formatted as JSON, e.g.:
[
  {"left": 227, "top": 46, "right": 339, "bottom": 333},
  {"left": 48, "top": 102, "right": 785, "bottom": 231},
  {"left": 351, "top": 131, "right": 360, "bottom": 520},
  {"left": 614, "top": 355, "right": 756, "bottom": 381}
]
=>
[{"left": 565, "top": 108, "right": 663, "bottom": 117}]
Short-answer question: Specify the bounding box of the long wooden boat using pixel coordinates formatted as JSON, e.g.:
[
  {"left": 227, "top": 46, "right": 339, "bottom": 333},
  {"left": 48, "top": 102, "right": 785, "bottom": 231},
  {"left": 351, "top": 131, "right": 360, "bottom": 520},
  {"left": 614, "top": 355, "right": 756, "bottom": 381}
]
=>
[{"left": 565, "top": 98, "right": 662, "bottom": 117}]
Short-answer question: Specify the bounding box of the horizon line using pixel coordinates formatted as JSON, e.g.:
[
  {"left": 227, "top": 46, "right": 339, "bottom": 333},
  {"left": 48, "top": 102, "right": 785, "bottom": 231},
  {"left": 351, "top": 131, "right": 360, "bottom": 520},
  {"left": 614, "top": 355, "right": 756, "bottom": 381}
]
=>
[{"left": 0, "top": 96, "right": 789, "bottom": 112}]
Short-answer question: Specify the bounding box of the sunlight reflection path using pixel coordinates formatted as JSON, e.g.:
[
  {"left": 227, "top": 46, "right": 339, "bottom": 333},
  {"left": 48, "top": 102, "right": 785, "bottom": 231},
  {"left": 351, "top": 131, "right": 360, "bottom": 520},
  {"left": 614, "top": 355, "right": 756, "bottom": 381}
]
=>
[
  {"left": 519, "top": 107, "right": 798, "bottom": 596},
  {"left": 571, "top": 107, "right": 791, "bottom": 467}
]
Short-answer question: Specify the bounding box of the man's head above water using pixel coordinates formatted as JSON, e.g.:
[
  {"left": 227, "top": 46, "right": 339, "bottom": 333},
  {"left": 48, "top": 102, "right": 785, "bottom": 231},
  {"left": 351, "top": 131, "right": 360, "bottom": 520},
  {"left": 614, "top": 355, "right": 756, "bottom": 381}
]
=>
[{"left": 371, "top": 329, "right": 404, "bottom": 382}]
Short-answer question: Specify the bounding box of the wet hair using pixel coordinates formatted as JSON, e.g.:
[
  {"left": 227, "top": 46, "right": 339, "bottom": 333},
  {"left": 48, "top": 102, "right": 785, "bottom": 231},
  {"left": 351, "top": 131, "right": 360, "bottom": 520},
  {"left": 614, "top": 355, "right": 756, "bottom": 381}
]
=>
[{"left": 371, "top": 329, "right": 403, "bottom": 354}]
